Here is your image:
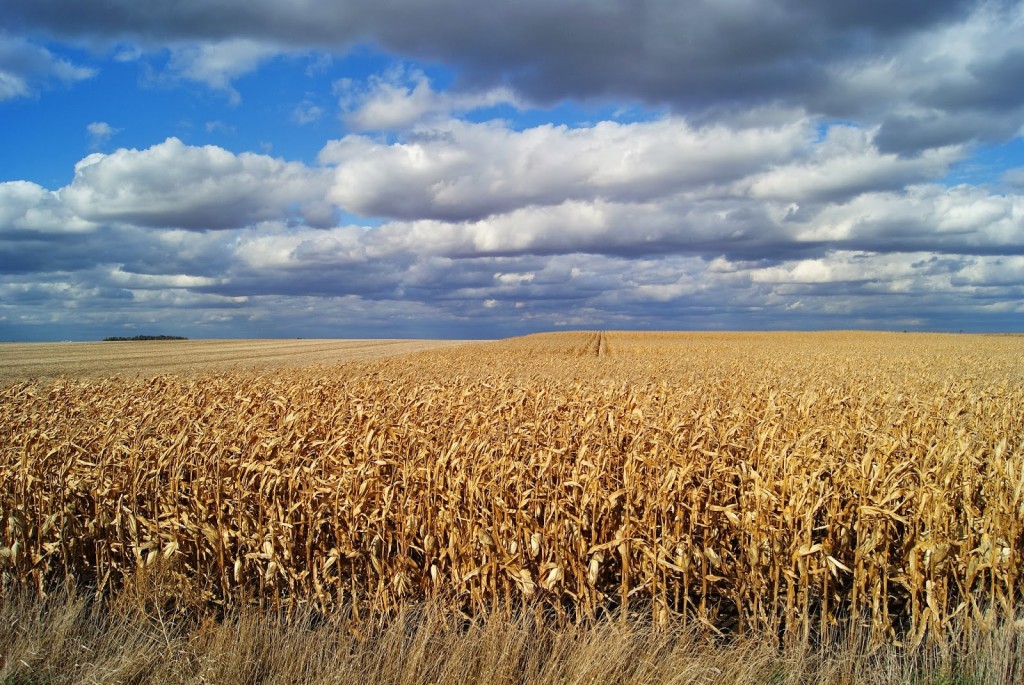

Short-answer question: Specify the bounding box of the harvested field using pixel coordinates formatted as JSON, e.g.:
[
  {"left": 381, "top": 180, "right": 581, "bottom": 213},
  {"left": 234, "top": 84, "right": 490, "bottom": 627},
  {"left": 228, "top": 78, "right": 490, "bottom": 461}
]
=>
[
  {"left": 0, "top": 338, "right": 472, "bottom": 383},
  {"left": 2, "top": 331, "right": 1023, "bottom": 646}
]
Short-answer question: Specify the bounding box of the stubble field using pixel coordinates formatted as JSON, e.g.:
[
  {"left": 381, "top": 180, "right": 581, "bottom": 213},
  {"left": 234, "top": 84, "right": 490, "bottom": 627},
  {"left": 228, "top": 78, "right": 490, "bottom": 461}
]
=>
[
  {"left": 0, "top": 338, "right": 472, "bottom": 383},
  {"left": 2, "top": 331, "right": 1024, "bottom": 682}
]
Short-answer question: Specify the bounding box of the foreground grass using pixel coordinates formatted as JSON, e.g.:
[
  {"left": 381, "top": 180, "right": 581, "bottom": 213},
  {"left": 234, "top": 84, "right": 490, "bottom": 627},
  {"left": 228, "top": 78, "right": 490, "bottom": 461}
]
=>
[{"left": 2, "top": 585, "right": 1021, "bottom": 685}]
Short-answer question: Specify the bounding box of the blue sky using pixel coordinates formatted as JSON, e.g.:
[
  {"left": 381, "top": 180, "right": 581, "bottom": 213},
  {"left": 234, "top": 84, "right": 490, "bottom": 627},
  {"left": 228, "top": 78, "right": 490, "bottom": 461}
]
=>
[{"left": 2, "top": 1, "right": 1024, "bottom": 340}]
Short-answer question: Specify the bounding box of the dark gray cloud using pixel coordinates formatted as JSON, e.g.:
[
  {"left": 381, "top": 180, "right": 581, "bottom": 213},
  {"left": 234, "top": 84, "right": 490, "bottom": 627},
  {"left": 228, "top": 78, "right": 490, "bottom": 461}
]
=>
[
  {"left": 873, "top": 45, "right": 1024, "bottom": 153},
  {"left": 4, "top": 0, "right": 1021, "bottom": 162},
  {"left": 2, "top": 0, "right": 1006, "bottom": 128},
  {"left": 923, "top": 49, "right": 1024, "bottom": 112},
  {"left": 875, "top": 113, "right": 1002, "bottom": 154}
]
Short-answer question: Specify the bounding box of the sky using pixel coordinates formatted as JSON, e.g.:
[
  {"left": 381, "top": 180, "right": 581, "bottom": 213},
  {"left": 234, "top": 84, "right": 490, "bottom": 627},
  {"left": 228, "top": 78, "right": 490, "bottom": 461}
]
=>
[{"left": 2, "top": 1, "right": 1024, "bottom": 341}]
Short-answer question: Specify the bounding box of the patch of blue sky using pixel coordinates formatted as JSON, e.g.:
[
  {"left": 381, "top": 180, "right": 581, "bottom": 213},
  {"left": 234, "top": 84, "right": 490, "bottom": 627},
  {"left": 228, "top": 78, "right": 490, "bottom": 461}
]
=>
[
  {"left": 0, "top": 44, "right": 406, "bottom": 187},
  {"left": 335, "top": 210, "right": 384, "bottom": 228},
  {"left": 812, "top": 119, "right": 862, "bottom": 140},
  {"left": 2, "top": 47, "right": 223, "bottom": 184},
  {"left": 213, "top": 57, "right": 339, "bottom": 161},
  {"left": 941, "top": 138, "right": 1024, "bottom": 189},
  {"left": 463, "top": 98, "right": 667, "bottom": 130}
]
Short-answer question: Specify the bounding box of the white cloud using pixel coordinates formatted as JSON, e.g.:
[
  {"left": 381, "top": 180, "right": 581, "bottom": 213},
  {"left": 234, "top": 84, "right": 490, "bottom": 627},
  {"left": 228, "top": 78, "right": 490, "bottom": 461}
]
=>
[
  {"left": 952, "top": 256, "right": 1024, "bottom": 286},
  {"left": 0, "top": 70, "right": 30, "bottom": 100},
  {"left": 751, "top": 257, "right": 873, "bottom": 285},
  {"left": 320, "top": 116, "right": 808, "bottom": 221},
  {"left": 339, "top": 67, "right": 519, "bottom": 131},
  {"left": 0, "top": 181, "right": 95, "bottom": 235},
  {"left": 291, "top": 100, "right": 324, "bottom": 125},
  {"left": 742, "top": 125, "right": 963, "bottom": 203},
  {"left": 167, "top": 39, "right": 282, "bottom": 103},
  {"left": 86, "top": 121, "right": 120, "bottom": 149},
  {"left": 204, "top": 120, "right": 235, "bottom": 134},
  {"left": 1004, "top": 168, "right": 1024, "bottom": 189},
  {"left": 106, "top": 266, "right": 223, "bottom": 289},
  {"left": 796, "top": 184, "right": 1024, "bottom": 252},
  {"left": 233, "top": 225, "right": 371, "bottom": 271},
  {"left": 112, "top": 44, "right": 144, "bottom": 62},
  {"left": 494, "top": 272, "right": 535, "bottom": 285},
  {"left": 60, "top": 137, "right": 331, "bottom": 230},
  {"left": 5, "top": 99, "right": 1022, "bottom": 338},
  {"left": 0, "top": 33, "right": 94, "bottom": 100}
]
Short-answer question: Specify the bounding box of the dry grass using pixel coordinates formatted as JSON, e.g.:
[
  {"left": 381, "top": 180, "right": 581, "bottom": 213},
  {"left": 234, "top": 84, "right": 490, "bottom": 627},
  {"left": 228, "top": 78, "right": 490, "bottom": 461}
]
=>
[
  {"left": 2, "top": 582, "right": 1022, "bottom": 684},
  {"left": 2, "top": 331, "right": 1023, "bottom": 653}
]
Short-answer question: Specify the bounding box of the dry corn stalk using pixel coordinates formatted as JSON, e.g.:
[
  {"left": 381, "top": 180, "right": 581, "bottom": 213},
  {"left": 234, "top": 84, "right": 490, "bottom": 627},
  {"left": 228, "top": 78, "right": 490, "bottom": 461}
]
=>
[{"left": 2, "top": 331, "right": 1023, "bottom": 645}]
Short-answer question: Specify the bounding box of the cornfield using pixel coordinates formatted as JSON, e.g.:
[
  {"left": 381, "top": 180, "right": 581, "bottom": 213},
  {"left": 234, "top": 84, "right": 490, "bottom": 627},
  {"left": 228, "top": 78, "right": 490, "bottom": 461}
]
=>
[{"left": 2, "top": 332, "right": 1023, "bottom": 645}]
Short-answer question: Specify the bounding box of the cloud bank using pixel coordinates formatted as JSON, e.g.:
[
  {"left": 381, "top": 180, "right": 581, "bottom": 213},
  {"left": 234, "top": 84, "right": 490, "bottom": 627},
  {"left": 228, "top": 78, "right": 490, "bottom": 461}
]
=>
[{"left": 2, "top": 0, "right": 1023, "bottom": 338}]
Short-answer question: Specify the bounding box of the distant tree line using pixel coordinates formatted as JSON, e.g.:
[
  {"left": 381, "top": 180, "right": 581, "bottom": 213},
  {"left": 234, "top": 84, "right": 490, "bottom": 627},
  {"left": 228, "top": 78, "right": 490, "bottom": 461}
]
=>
[{"left": 102, "top": 335, "right": 189, "bottom": 341}]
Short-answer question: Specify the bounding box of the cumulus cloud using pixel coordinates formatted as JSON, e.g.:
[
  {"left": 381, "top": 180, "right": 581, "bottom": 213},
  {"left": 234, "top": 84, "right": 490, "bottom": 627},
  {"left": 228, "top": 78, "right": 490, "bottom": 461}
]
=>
[
  {"left": 0, "top": 181, "right": 95, "bottom": 236},
  {"left": 320, "top": 117, "right": 809, "bottom": 221},
  {"left": 792, "top": 185, "right": 1024, "bottom": 254},
  {"left": 4, "top": 101, "right": 1024, "bottom": 338},
  {"left": 741, "top": 125, "right": 964, "bottom": 203},
  {"left": 60, "top": 138, "right": 332, "bottom": 229}
]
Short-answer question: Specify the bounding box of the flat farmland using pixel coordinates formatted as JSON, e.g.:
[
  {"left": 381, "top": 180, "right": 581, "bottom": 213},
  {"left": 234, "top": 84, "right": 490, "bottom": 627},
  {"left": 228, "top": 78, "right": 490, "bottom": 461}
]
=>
[
  {"left": 0, "top": 338, "right": 473, "bottom": 383},
  {"left": 3, "top": 331, "right": 1024, "bottom": 648}
]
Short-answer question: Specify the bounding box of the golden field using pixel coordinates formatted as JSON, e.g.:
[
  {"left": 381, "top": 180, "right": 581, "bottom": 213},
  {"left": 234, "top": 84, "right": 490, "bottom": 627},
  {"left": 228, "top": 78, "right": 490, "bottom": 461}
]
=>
[
  {"left": 2, "top": 331, "right": 1023, "bottom": 646},
  {"left": 0, "top": 338, "right": 470, "bottom": 383}
]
